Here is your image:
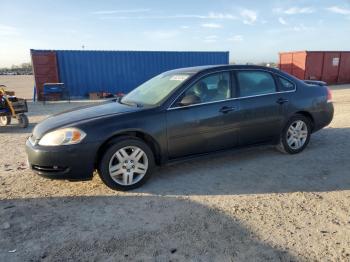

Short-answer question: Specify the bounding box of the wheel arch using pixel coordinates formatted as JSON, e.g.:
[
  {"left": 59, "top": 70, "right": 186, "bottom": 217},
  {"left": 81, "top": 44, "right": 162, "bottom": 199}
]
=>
[
  {"left": 94, "top": 130, "right": 162, "bottom": 169},
  {"left": 293, "top": 111, "right": 315, "bottom": 131}
]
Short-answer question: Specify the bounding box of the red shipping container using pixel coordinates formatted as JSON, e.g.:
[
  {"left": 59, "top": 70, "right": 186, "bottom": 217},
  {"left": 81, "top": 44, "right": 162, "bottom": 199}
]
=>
[
  {"left": 338, "top": 52, "right": 350, "bottom": 83},
  {"left": 31, "top": 50, "right": 59, "bottom": 101},
  {"left": 279, "top": 51, "right": 350, "bottom": 84}
]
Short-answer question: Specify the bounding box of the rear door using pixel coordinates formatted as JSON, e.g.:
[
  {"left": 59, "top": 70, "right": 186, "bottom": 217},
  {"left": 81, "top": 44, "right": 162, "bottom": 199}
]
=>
[
  {"left": 235, "top": 70, "right": 287, "bottom": 145},
  {"left": 166, "top": 71, "right": 240, "bottom": 158}
]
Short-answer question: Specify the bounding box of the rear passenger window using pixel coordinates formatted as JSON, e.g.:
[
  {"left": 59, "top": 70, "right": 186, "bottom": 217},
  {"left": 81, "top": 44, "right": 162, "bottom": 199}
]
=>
[
  {"left": 278, "top": 77, "right": 295, "bottom": 91},
  {"left": 237, "top": 71, "right": 276, "bottom": 97}
]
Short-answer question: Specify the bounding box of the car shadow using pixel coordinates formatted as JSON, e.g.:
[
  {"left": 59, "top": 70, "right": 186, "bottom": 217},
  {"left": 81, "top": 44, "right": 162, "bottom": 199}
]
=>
[
  {"left": 135, "top": 127, "right": 350, "bottom": 196},
  {"left": 0, "top": 195, "right": 298, "bottom": 261}
]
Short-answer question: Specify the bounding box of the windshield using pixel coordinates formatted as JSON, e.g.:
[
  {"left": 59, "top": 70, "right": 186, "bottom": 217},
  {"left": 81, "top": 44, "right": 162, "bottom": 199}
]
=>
[{"left": 121, "top": 72, "right": 191, "bottom": 106}]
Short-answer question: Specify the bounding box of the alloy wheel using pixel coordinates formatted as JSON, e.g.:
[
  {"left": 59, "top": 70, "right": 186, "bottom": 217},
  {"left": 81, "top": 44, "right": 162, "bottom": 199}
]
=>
[
  {"left": 286, "top": 120, "right": 308, "bottom": 150},
  {"left": 108, "top": 146, "right": 148, "bottom": 186}
]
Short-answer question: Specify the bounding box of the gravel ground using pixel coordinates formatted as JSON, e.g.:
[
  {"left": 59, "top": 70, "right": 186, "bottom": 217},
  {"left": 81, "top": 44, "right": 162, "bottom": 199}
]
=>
[
  {"left": 0, "top": 75, "right": 34, "bottom": 99},
  {"left": 1, "top": 85, "right": 350, "bottom": 261}
]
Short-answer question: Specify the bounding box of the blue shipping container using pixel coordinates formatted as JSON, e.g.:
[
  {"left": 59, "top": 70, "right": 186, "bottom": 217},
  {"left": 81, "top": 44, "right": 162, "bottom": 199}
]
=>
[{"left": 32, "top": 50, "right": 229, "bottom": 98}]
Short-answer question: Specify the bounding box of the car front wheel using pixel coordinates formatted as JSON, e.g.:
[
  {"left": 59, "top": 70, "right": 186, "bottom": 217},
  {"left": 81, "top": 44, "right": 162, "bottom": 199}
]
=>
[
  {"left": 277, "top": 115, "right": 311, "bottom": 154},
  {"left": 98, "top": 137, "right": 155, "bottom": 191}
]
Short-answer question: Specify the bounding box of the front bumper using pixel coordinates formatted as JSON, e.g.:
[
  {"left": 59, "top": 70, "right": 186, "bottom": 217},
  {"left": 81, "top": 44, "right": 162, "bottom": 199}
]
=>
[{"left": 25, "top": 139, "right": 98, "bottom": 180}]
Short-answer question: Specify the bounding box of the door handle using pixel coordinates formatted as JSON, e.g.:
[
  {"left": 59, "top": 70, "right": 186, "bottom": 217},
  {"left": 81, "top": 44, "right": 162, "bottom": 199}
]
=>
[
  {"left": 276, "top": 98, "right": 289, "bottom": 104},
  {"left": 219, "top": 106, "right": 236, "bottom": 113}
]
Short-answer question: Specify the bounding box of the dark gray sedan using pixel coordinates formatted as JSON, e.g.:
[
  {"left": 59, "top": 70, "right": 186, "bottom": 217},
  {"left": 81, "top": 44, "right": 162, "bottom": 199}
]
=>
[{"left": 26, "top": 65, "right": 334, "bottom": 190}]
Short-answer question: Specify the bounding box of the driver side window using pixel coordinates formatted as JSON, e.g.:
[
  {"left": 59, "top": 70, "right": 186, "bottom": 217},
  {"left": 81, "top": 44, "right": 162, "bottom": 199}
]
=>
[{"left": 176, "top": 72, "right": 231, "bottom": 106}]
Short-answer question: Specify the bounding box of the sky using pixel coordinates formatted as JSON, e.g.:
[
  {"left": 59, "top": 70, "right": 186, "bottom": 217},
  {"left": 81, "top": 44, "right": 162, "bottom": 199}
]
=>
[{"left": 0, "top": 0, "right": 350, "bottom": 67}]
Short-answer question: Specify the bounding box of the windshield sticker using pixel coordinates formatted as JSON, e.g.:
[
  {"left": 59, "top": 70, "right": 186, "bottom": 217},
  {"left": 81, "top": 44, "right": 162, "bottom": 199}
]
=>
[{"left": 170, "top": 75, "right": 189, "bottom": 81}]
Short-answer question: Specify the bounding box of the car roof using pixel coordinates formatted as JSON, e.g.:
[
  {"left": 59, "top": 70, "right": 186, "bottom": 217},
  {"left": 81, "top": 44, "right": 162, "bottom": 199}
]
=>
[{"left": 167, "top": 64, "right": 280, "bottom": 75}]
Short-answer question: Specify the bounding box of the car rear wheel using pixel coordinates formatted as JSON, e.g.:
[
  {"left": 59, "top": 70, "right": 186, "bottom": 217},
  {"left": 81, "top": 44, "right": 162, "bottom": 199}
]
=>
[
  {"left": 98, "top": 137, "right": 155, "bottom": 191},
  {"left": 0, "top": 116, "right": 11, "bottom": 126},
  {"left": 277, "top": 115, "right": 311, "bottom": 154}
]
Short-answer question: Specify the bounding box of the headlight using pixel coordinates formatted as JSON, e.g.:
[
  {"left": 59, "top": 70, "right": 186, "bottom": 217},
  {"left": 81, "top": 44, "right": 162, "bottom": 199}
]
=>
[{"left": 38, "top": 128, "right": 86, "bottom": 146}]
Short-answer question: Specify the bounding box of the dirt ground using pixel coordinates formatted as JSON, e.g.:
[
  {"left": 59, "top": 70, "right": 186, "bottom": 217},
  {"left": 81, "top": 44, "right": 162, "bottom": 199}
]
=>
[
  {"left": 0, "top": 84, "right": 350, "bottom": 261},
  {"left": 0, "top": 75, "right": 34, "bottom": 100}
]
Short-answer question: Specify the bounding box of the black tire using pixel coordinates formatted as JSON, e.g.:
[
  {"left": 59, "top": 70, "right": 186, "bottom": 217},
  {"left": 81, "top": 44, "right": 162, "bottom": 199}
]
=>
[
  {"left": 0, "top": 116, "right": 11, "bottom": 126},
  {"left": 98, "top": 137, "right": 155, "bottom": 191},
  {"left": 17, "top": 114, "right": 29, "bottom": 128},
  {"left": 277, "top": 114, "right": 312, "bottom": 154}
]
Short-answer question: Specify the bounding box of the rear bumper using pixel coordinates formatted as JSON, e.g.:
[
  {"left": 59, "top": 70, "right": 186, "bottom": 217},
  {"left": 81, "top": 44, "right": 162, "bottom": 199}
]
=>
[
  {"left": 25, "top": 139, "right": 98, "bottom": 180},
  {"left": 313, "top": 102, "right": 334, "bottom": 132}
]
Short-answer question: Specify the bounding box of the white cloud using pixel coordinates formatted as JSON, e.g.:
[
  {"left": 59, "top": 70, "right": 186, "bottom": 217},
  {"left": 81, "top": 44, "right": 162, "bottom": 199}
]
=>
[
  {"left": 180, "top": 25, "right": 190, "bottom": 29},
  {"left": 266, "top": 23, "right": 314, "bottom": 34},
  {"left": 0, "top": 24, "right": 19, "bottom": 36},
  {"left": 98, "top": 12, "right": 238, "bottom": 20},
  {"left": 92, "top": 9, "right": 151, "bottom": 15},
  {"left": 326, "top": 6, "right": 350, "bottom": 15},
  {"left": 206, "top": 12, "right": 237, "bottom": 20},
  {"left": 240, "top": 9, "right": 258, "bottom": 25},
  {"left": 204, "top": 35, "right": 218, "bottom": 43},
  {"left": 100, "top": 15, "right": 196, "bottom": 20},
  {"left": 278, "top": 17, "right": 287, "bottom": 25},
  {"left": 201, "top": 23, "right": 222, "bottom": 28},
  {"left": 62, "top": 29, "right": 78, "bottom": 34},
  {"left": 291, "top": 24, "right": 314, "bottom": 32},
  {"left": 285, "top": 7, "right": 314, "bottom": 15},
  {"left": 274, "top": 7, "right": 314, "bottom": 15},
  {"left": 227, "top": 35, "right": 243, "bottom": 42},
  {"left": 143, "top": 30, "right": 179, "bottom": 39}
]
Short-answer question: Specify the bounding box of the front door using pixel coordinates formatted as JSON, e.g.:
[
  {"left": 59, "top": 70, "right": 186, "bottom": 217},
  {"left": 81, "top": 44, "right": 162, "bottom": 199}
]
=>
[{"left": 166, "top": 71, "right": 240, "bottom": 159}]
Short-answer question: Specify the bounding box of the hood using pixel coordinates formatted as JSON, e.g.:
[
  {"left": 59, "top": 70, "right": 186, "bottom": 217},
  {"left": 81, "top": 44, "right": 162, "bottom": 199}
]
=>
[{"left": 32, "top": 101, "right": 140, "bottom": 139}]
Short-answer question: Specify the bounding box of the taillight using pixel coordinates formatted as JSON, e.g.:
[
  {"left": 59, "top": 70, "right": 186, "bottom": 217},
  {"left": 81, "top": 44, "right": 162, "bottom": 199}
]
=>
[{"left": 326, "top": 87, "right": 332, "bottom": 103}]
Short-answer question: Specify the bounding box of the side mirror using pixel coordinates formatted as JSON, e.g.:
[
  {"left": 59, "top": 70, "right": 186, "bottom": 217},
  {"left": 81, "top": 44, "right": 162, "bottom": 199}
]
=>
[{"left": 178, "top": 94, "right": 200, "bottom": 106}]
